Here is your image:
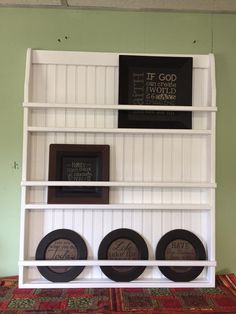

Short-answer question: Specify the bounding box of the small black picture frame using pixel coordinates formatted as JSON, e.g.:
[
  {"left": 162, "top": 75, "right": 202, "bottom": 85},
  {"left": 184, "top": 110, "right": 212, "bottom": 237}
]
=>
[
  {"left": 36, "top": 229, "right": 87, "bottom": 282},
  {"left": 98, "top": 228, "right": 148, "bottom": 282},
  {"left": 155, "top": 229, "right": 206, "bottom": 282},
  {"left": 118, "top": 55, "right": 193, "bottom": 129},
  {"left": 48, "top": 144, "right": 109, "bottom": 204}
]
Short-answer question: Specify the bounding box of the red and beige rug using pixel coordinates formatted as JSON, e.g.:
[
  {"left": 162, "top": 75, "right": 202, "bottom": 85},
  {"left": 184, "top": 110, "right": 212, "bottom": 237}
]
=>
[{"left": 0, "top": 274, "right": 236, "bottom": 313}]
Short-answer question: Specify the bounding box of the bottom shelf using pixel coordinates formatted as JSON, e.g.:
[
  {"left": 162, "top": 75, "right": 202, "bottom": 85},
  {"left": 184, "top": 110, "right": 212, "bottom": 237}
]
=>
[
  {"left": 19, "top": 276, "right": 215, "bottom": 289},
  {"left": 19, "top": 261, "right": 216, "bottom": 288}
]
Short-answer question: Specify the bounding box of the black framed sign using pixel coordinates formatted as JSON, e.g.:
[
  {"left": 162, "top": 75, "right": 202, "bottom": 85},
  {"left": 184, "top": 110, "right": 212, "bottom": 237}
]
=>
[
  {"left": 98, "top": 228, "right": 148, "bottom": 282},
  {"left": 48, "top": 144, "right": 109, "bottom": 204},
  {"left": 155, "top": 229, "right": 206, "bottom": 282},
  {"left": 36, "top": 229, "right": 88, "bottom": 282},
  {"left": 118, "top": 55, "right": 193, "bottom": 129}
]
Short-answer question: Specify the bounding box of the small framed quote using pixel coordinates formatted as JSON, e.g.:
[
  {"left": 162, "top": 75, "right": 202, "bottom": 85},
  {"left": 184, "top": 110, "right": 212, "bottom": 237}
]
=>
[
  {"left": 47, "top": 144, "right": 109, "bottom": 204},
  {"left": 118, "top": 55, "right": 193, "bottom": 129}
]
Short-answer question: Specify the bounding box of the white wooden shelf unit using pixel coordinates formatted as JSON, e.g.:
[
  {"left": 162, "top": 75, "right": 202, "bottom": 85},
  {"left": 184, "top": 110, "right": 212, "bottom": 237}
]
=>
[{"left": 19, "top": 49, "right": 217, "bottom": 288}]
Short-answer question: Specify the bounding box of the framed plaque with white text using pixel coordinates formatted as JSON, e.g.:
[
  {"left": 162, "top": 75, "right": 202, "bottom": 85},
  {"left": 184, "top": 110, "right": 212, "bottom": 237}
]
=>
[
  {"left": 47, "top": 144, "right": 109, "bottom": 204},
  {"left": 118, "top": 55, "right": 193, "bottom": 129}
]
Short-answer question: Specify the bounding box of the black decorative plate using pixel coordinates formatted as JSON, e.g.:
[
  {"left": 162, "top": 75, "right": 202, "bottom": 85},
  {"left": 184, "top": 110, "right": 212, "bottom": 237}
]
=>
[
  {"left": 98, "top": 228, "right": 148, "bottom": 282},
  {"left": 156, "top": 229, "right": 206, "bottom": 282},
  {"left": 36, "top": 229, "right": 87, "bottom": 282}
]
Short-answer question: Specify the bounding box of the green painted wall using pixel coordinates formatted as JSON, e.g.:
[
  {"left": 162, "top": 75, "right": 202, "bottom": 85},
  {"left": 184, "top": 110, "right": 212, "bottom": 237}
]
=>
[{"left": 0, "top": 8, "right": 235, "bottom": 276}]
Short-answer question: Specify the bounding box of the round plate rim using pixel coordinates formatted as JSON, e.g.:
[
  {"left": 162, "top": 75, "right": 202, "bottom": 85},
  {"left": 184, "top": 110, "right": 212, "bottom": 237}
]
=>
[
  {"left": 98, "top": 228, "right": 148, "bottom": 282},
  {"left": 36, "top": 228, "right": 87, "bottom": 282},
  {"left": 155, "top": 229, "right": 206, "bottom": 282}
]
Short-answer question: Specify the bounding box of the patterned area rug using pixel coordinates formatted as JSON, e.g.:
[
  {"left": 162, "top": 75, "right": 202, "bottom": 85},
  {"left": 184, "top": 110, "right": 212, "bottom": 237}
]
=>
[{"left": 0, "top": 274, "right": 236, "bottom": 313}]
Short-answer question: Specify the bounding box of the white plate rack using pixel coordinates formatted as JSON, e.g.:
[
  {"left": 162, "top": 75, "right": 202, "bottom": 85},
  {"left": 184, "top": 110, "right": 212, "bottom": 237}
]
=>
[{"left": 19, "top": 49, "right": 217, "bottom": 288}]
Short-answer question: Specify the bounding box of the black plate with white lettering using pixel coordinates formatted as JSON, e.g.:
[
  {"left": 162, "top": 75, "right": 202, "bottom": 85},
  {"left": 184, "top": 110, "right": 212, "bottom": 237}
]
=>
[
  {"left": 98, "top": 228, "right": 148, "bottom": 282},
  {"left": 155, "top": 229, "right": 206, "bottom": 282},
  {"left": 36, "top": 229, "right": 87, "bottom": 282}
]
